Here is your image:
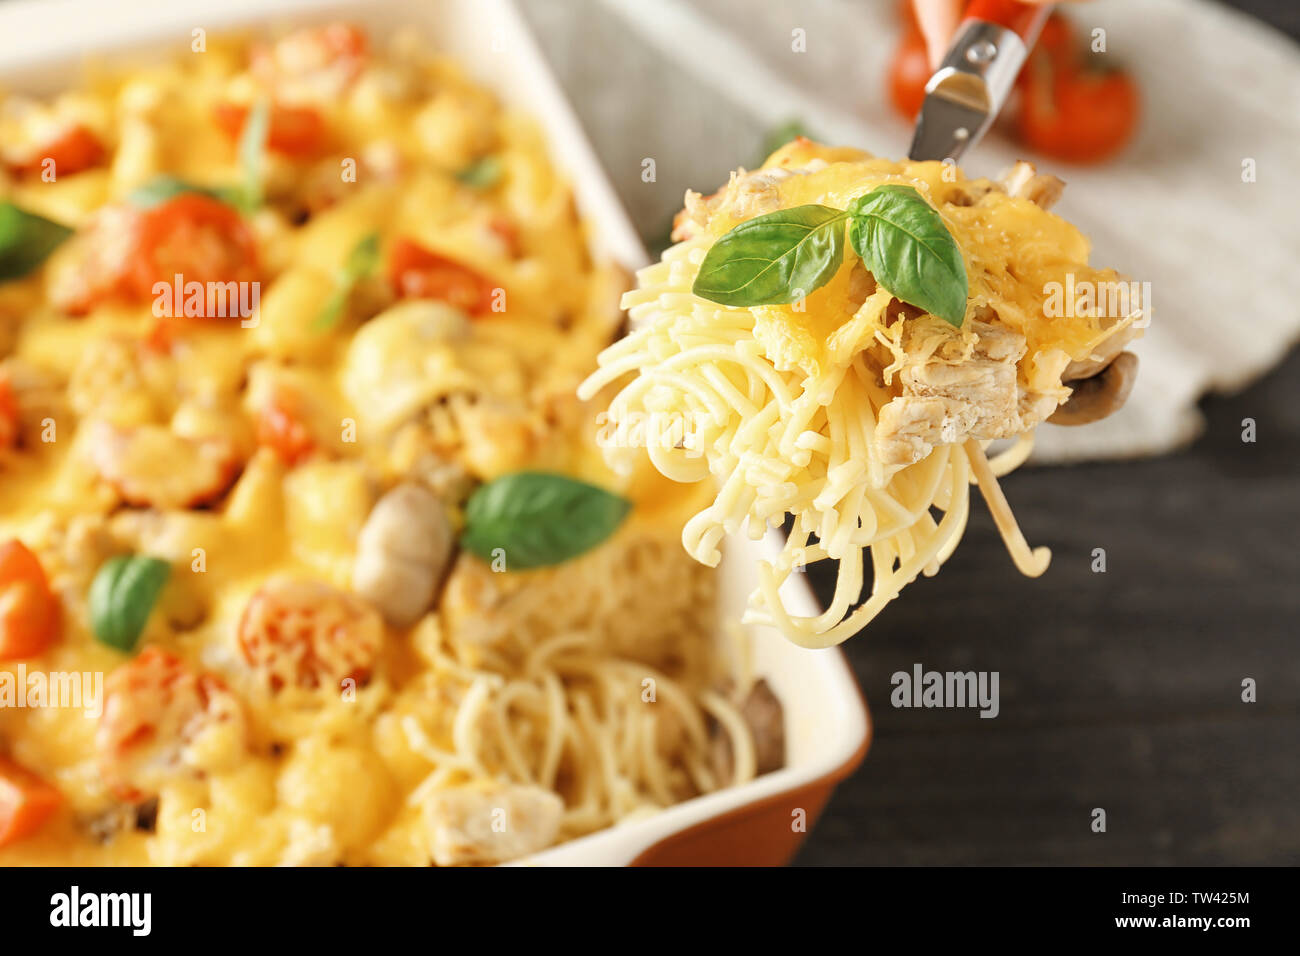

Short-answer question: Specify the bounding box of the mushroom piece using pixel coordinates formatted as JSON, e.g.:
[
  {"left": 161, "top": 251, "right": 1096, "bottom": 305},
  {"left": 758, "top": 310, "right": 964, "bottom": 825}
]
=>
[
  {"left": 1049, "top": 351, "right": 1139, "bottom": 426},
  {"left": 352, "top": 482, "right": 454, "bottom": 628},
  {"left": 710, "top": 678, "right": 787, "bottom": 783}
]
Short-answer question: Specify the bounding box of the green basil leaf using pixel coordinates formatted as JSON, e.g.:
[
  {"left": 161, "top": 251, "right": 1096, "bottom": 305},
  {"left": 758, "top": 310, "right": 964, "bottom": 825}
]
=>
[
  {"left": 313, "top": 287, "right": 349, "bottom": 334},
  {"left": 341, "top": 231, "right": 382, "bottom": 280},
  {"left": 0, "top": 202, "right": 73, "bottom": 280},
  {"left": 692, "top": 204, "right": 847, "bottom": 307},
  {"left": 461, "top": 472, "right": 632, "bottom": 570},
  {"left": 237, "top": 97, "right": 271, "bottom": 213},
  {"left": 312, "top": 232, "right": 381, "bottom": 331},
  {"left": 848, "top": 184, "right": 968, "bottom": 327},
  {"left": 456, "top": 156, "right": 503, "bottom": 189},
  {"left": 89, "top": 555, "right": 171, "bottom": 653},
  {"left": 128, "top": 175, "right": 240, "bottom": 209}
]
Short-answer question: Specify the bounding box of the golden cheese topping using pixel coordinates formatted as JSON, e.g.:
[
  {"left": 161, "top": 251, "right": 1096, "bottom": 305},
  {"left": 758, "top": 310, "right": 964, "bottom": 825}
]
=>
[
  {"left": 0, "top": 23, "right": 737, "bottom": 866},
  {"left": 678, "top": 138, "right": 1137, "bottom": 400}
]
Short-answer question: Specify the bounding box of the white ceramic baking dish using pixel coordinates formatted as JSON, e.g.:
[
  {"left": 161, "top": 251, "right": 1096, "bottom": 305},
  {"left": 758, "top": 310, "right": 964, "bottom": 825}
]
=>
[{"left": 0, "top": 0, "right": 870, "bottom": 866}]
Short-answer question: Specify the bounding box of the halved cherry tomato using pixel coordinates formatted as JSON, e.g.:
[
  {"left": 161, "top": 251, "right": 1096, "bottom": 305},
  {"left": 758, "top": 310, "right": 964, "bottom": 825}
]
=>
[
  {"left": 0, "top": 539, "right": 59, "bottom": 660},
  {"left": 887, "top": 27, "right": 930, "bottom": 122},
  {"left": 1020, "top": 64, "right": 1139, "bottom": 165},
  {"left": 126, "top": 194, "right": 258, "bottom": 314},
  {"left": 0, "top": 757, "right": 61, "bottom": 847},
  {"left": 213, "top": 102, "right": 326, "bottom": 158},
  {"left": 255, "top": 386, "right": 316, "bottom": 466},
  {"left": 388, "top": 236, "right": 498, "bottom": 316},
  {"left": 10, "top": 124, "right": 105, "bottom": 177},
  {"left": 0, "top": 376, "right": 18, "bottom": 451}
]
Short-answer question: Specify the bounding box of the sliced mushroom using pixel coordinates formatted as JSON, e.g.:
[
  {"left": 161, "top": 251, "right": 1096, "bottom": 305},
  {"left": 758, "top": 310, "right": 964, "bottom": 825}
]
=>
[
  {"left": 352, "top": 482, "right": 454, "bottom": 628},
  {"left": 1049, "top": 351, "right": 1138, "bottom": 426},
  {"left": 711, "top": 678, "right": 787, "bottom": 782}
]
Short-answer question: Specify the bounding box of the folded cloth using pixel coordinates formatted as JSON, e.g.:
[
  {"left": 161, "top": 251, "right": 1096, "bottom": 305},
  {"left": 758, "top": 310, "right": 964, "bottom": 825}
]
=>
[{"left": 519, "top": 0, "right": 1300, "bottom": 462}]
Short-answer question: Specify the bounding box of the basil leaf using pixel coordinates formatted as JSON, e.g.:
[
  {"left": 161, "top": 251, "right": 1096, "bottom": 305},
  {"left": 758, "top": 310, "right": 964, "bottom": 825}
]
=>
[
  {"left": 461, "top": 472, "right": 631, "bottom": 570},
  {"left": 312, "top": 232, "right": 381, "bottom": 331},
  {"left": 341, "top": 231, "right": 382, "bottom": 279},
  {"left": 692, "top": 204, "right": 847, "bottom": 306},
  {"left": 128, "top": 175, "right": 239, "bottom": 209},
  {"left": 456, "top": 156, "right": 503, "bottom": 189},
  {"left": 0, "top": 202, "right": 73, "bottom": 280},
  {"left": 89, "top": 555, "right": 171, "bottom": 653},
  {"left": 237, "top": 97, "right": 271, "bottom": 213},
  {"left": 848, "top": 185, "right": 968, "bottom": 327}
]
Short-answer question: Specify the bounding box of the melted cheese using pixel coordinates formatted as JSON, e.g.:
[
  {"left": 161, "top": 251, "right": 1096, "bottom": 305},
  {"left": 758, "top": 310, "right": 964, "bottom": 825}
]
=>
[
  {"left": 700, "top": 141, "right": 1126, "bottom": 395},
  {"left": 0, "top": 26, "right": 699, "bottom": 866}
]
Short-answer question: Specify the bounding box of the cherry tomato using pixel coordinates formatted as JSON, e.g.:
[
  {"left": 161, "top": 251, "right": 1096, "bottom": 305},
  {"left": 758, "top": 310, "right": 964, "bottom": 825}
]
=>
[
  {"left": 388, "top": 236, "right": 498, "bottom": 317},
  {"left": 1020, "top": 65, "right": 1140, "bottom": 165},
  {"left": 10, "top": 124, "right": 105, "bottom": 177},
  {"left": 0, "top": 539, "right": 59, "bottom": 660},
  {"left": 1032, "top": 11, "right": 1076, "bottom": 67},
  {"left": 888, "top": 27, "right": 931, "bottom": 122},
  {"left": 896, "top": 0, "right": 918, "bottom": 31},
  {"left": 0, "top": 757, "right": 61, "bottom": 847},
  {"left": 127, "top": 194, "right": 258, "bottom": 313},
  {"left": 213, "top": 102, "right": 326, "bottom": 158}
]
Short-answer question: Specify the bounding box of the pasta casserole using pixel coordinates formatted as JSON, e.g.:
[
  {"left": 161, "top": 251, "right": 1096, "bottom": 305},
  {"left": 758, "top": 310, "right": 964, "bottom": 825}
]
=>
[{"left": 0, "top": 23, "right": 781, "bottom": 865}]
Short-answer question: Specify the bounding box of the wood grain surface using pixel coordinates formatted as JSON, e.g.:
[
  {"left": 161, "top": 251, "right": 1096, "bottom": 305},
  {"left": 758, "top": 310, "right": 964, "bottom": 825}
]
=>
[{"left": 796, "top": 282, "right": 1300, "bottom": 865}]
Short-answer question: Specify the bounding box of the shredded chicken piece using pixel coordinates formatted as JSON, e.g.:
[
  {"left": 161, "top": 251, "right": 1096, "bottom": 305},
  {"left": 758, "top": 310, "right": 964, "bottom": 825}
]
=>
[
  {"left": 875, "top": 319, "right": 1032, "bottom": 467},
  {"left": 998, "top": 160, "right": 1065, "bottom": 210},
  {"left": 424, "top": 784, "right": 563, "bottom": 865},
  {"left": 672, "top": 163, "right": 825, "bottom": 242}
]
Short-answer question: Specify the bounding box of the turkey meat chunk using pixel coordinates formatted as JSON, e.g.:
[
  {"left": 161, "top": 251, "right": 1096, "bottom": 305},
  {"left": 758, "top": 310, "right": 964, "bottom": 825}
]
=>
[{"left": 875, "top": 318, "right": 1053, "bottom": 467}]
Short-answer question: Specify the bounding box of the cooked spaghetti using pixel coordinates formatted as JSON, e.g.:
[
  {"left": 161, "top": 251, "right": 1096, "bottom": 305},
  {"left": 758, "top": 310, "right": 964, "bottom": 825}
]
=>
[{"left": 580, "top": 140, "right": 1145, "bottom": 648}]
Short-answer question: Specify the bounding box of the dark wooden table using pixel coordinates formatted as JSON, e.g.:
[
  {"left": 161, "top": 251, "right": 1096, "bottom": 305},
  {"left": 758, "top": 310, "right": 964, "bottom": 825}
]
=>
[{"left": 794, "top": 0, "right": 1300, "bottom": 866}]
